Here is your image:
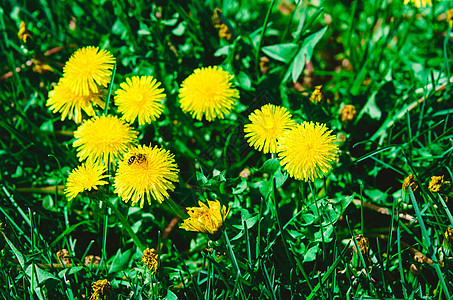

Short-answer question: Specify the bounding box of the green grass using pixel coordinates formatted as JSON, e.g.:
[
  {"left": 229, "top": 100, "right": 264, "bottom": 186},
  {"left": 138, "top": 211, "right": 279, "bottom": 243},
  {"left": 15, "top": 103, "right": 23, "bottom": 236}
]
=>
[{"left": 1, "top": 0, "right": 453, "bottom": 299}]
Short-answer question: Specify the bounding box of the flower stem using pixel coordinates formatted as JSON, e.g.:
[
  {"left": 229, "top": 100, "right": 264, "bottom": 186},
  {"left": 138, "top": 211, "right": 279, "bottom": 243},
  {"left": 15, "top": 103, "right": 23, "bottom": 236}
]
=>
[
  {"left": 104, "top": 62, "right": 117, "bottom": 116},
  {"left": 272, "top": 176, "right": 313, "bottom": 289},
  {"left": 255, "top": 0, "right": 276, "bottom": 79},
  {"left": 165, "top": 197, "right": 188, "bottom": 219},
  {"left": 103, "top": 199, "right": 146, "bottom": 252},
  {"left": 271, "top": 177, "right": 291, "bottom": 262}
]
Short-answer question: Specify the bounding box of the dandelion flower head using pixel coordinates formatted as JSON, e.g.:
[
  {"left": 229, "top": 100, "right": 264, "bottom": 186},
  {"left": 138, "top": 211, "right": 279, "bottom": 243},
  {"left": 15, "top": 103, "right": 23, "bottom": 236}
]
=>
[
  {"left": 65, "top": 163, "right": 109, "bottom": 201},
  {"left": 180, "top": 200, "right": 230, "bottom": 234},
  {"left": 73, "top": 115, "right": 138, "bottom": 165},
  {"left": 244, "top": 104, "right": 295, "bottom": 154},
  {"left": 63, "top": 46, "right": 115, "bottom": 96},
  {"left": 115, "top": 76, "right": 165, "bottom": 125},
  {"left": 179, "top": 66, "right": 239, "bottom": 121},
  {"left": 114, "top": 145, "right": 179, "bottom": 208},
  {"left": 47, "top": 78, "right": 105, "bottom": 124},
  {"left": 278, "top": 121, "right": 339, "bottom": 182}
]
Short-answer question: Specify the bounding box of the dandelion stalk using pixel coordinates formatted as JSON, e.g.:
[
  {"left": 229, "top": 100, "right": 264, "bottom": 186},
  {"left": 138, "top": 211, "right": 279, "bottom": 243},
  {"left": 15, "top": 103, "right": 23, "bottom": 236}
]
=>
[
  {"left": 271, "top": 176, "right": 292, "bottom": 263},
  {"left": 255, "top": 0, "right": 276, "bottom": 79},
  {"left": 103, "top": 199, "right": 146, "bottom": 252}
]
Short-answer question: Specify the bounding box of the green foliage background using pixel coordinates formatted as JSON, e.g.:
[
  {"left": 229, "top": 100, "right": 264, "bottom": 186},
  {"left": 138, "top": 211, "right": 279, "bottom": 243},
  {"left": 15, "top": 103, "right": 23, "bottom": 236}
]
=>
[{"left": 0, "top": 0, "right": 452, "bottom": 299}]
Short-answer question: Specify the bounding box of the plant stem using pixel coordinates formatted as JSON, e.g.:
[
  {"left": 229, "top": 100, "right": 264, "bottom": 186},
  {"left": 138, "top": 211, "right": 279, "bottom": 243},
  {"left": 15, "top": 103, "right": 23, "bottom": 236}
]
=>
[
  {"left": 104, "top": 62, "right": 117, "bottom": 116},
  {"left": 255, "top": 0, "right": 276, "bottom": 79},
  {"left": 103, "top": 199, "right": 146, "bottom": 252}
]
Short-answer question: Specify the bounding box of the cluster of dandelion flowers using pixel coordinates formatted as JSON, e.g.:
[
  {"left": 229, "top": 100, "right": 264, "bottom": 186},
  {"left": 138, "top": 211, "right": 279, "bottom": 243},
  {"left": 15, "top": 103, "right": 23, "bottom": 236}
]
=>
[
  {"left": 180, "top": 200, "right": 230, "bottom": 234},
  {"left": 114, "top": 145, "right": 179, "bottom": 208},
  {"left": 179, "top": 66, "right": 239, "bottom": 121},
  {"left": 73, "top": 115, "right": 138, "bottom": 164},
  {"left": 65, "top": 163, "right": 109, "bottom": 201},
  {"left": 47, "top": 79, "right": 106, "bottom": 123},
  {"left": 278, "top": 122, "right": 339, "bottom": 182},
  {"left": 115, "top": 76, "right": 165, "bottom": 125},
  {"left": 63, "top": 46, "right": 115, "bottom": 96},
  {"left": 244, "top": 104, "right": 295, "bottom": 154}
]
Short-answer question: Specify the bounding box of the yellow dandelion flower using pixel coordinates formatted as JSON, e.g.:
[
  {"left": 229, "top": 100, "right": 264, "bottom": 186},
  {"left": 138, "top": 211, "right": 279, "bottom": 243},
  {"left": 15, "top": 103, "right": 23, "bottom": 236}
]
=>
[
  {"left": 244, "top": 104, "right": 296, "bottom": 154},
  {"left": 278, "top": 122, "right": 339, "bottom": 182},
  {"left": 179, "top": 66, "right": 239, "bottom": 121},
  {"left": 73, "top": 115, "right": 138, "bottom": 164},
  {"left": 90, "top": 279, "right": 111, "bottom": 300},
  {"left": 115, "top": 76, "right": 165, "bottom": 125},
  {"left": 404, "top": 0, "right": 432, "bottom": 8},
  {"left": 65, "top": 163, "right": 109, "bottom": 201},
  {"left": 18, "top": 21, "right": 32, "bottom": 43},
  {"left": 47, "top": 78, "right": 105, "bottom": 124},
  {"left": 402, "top": 174, "right": 419, "bottom": 192},
  {"left": 180, "top": 200, "right": 230, "bottom": 234},
  {"left": 63, "top": 46, "right": 115, "bottom": 96},
  {"left": 113, "top": 145, "right": 179, "bottom": 208},
  {"left": 142, "top": 248, "right": 158, "bottom": 274}
]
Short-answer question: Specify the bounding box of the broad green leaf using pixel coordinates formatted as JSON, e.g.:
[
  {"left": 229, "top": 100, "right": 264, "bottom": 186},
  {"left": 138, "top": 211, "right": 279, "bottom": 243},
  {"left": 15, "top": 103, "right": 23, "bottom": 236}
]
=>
[
  {"left": 303, "top": 245, "right": 319, "bottom": 262},
  {"left": 165, "top": 290, "right": 179, "bottom": 300},
  {"left": 236, "top": 71, "right": 252, "bottom": 90},
  {"left": 258, "top": 158, "right": 280, "bottom": 174},
  {"left": 109, "top": 248, "right": 133, "bottom": 273},
  {"left": 232, "top": 178, "right": 247, "bottom": 194},
  {"left": 291, "top": 26, "right": 328, "bottom": 82},
  {"left": 359, "top": 91, "right": 381, "bottom": 120},
  {"left": 2, "top": 232, "right": 25, "bottom": 268},
  {"left": 262, "top": 43, "right": 299, "bottom": 63},
  {"left": 25, "top": 264, "right": 58, "bottom": 286}
]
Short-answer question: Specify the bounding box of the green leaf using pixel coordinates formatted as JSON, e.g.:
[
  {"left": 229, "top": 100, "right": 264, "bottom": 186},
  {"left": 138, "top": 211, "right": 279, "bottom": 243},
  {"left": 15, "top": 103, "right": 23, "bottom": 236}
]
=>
[
  {"left": 112, "top": 19, "right": 127, "bottom": 36},
  {"left": 58, "top": 266, "right": 84, "bottom": 278},
  {"left": 25, "top": 264, "right": 58, "bottom": 286},
  {"left": 258, "top": 158, "right": 280, "bottom": 174},
  {"left": 2, "top": 232, "right": 25, "bottom": 268},
  {"left": 236, "top": 71, "right": 252, "bottom": 90},
  {"left": 358, "top": 90, "right": 381, "bottom": 120},
  {"left": 261, "top": 43, "right": 299, "bottom": 63},
  {"left": 303, "top": 245, "right": 319, "bottom": 262},
  {"left": 172, "top": 21, "right": 186, "bottom": 36},
  {"left": 232, "top": 178, "right": 247, "bottom": 194},
  {"left": 291, "top": 27, "right": 328, "bottom": 82},
  {"left": 109, "top": 248, "right": 133, "bottom": 273},
  {"left": 274, "top": 167, "right": 288, "bottom": 188},
  {"left": 165, "top": 290, "right": 179, "bottom": 300}
]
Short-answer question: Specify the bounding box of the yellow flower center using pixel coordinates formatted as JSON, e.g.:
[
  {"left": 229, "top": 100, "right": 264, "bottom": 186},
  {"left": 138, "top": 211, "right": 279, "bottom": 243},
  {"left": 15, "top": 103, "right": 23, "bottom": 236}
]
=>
[
  {"left": 262, "top": 113, "right": 275, "bottom": 129},
  {"left": 136, "top": 92, "right": 144, "bottom": 102}
]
